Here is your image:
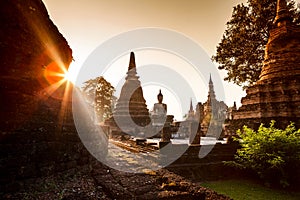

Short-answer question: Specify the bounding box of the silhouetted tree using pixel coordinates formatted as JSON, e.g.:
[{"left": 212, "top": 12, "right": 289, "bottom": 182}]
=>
[
  {"left": 82, "top": 78, "right": 98, "bottom": 104},
  {"left": 82, "top": 76, "right": 115, "bottom": 122},
  {"left": 212, "top": 0, "right": 300, "bottom": 88}
]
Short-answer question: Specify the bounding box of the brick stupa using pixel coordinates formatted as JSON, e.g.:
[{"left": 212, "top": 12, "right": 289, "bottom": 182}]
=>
[
  {"left": 232, "top": 0, "right": 300, "bottom": 130},
  {"left": 112, "top": 52, "right": 150, "bottom": 132}
]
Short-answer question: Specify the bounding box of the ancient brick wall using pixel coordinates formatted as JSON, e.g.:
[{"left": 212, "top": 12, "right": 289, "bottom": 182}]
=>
[
  {"left": 230, "top": 2, "right": 300, "bottom": 132},
  {"left": 0, "top": 0, "right": 93, "bottom": 192},
  {"left": 166, "top": 143, "right": 242, "bottom": 181}
]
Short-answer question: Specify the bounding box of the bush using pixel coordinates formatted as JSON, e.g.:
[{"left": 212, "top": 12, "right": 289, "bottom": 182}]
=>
[{"left": 229, "top": 120, "right": 300, "bottom": 187}]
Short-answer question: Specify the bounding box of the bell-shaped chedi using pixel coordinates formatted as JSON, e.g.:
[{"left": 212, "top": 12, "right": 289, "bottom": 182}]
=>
[
  {"left": 259, "top": 0, "right": 300, "bottom": 82},
  {"left": 112, "top": 52, "right": 150, "bottom": 131},
  {"left": 232, "top": 0, "right": 300, "bottom": 130}
]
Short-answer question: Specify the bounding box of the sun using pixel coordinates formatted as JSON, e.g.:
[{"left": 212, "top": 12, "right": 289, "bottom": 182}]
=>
[
  {"left": 63, "top": 70, "right": 73, "bottom": 82},
  {"left": 62, "top": 61, "right": 79, "bottom": 84},
  {"left": 43, "top": 60, "right": 78, "bottom": 85}
]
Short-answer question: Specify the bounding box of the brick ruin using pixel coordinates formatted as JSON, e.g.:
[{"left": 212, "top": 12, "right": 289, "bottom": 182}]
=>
[
  {"left": 108, "top": 52, "right": 151, "bottom": 135},
  {"left": 182, "top": 75, "right": 228, "bottom": 139},
  {"left": 4, "top": 0, "right": 300, "bottom": 195},
  {"left": 0, "top": 0, "right": 93, "bottom": 191},
  {"left": 231, "top": 0, "right": 300, "bottom": 130}
]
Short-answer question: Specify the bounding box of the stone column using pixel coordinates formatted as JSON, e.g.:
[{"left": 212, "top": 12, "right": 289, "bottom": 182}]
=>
[
  {"left": 189, "top": 121, "right": 201, "bottom": 146},
  {"left": 159, "top": 123, "right": 172, "bottom": 148}
]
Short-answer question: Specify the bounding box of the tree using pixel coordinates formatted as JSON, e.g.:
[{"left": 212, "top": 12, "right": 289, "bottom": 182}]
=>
[
  {"left": 228, "top": 121, "right": 300, "bottom": 187},
  {"left": 82, "top": 78, "right": 98, "bottom": 104},
  {"left": 82, "top": 76, "right": 115, "bottom": 122},
  {"left": 212, "top": 0, "right": 300, "bottom": 88}
]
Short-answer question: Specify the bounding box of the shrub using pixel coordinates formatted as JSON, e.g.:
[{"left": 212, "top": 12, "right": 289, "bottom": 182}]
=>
[{"left": 229, "top": 120, "right": 300, "bottom": 187}]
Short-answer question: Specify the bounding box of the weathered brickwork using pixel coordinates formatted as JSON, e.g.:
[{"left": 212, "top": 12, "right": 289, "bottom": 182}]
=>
[
  {"left": 0, "top": 0, "right": 93, "bottom": 192},
  {"left": 231, "top": 0, "right": 300, "bottom": 130}
]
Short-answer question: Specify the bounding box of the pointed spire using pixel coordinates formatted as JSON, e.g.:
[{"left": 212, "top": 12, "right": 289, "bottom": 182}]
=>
[
  {"left": 209, "top": 73, "right": 213, "bottom": 84},
  {"left": 208, "top": 74, "right": 216, "bottom": 100},
  {"left": 128, "top": 52, "right": 136, "bottom": 71},
  {"left": 274, "top": 0, "right": 292, "bottom": 25},
  {"left": 126, "top": 52, "right": 138, "bottom": 80}
]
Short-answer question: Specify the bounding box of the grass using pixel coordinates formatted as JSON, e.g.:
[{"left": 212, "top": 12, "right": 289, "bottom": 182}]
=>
[{"left": 201, "top": 179, "right": 300, "bottom": 200}]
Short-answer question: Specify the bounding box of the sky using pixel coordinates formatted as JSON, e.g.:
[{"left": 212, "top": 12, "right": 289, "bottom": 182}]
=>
[{"left": 43, "top": 0, "right": 251, "bottom": 120}]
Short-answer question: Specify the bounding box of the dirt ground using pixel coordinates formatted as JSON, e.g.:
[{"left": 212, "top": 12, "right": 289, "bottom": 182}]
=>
[{"left": 1, "top": 161, "right": 231, "bottom": 200}]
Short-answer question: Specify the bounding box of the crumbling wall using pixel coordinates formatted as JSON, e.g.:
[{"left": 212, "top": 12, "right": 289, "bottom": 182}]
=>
[
  {"left": 0, "top": 0, "right": 93, "bottom": 192},
  {"left": 166, "top": 143, "right": 243, "bottom": 181}
]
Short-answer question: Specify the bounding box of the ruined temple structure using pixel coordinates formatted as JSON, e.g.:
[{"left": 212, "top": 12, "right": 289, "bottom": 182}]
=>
[
  {"left": 181, "top": 75, "right": 227, "bottom": 138},
  {"left": 110, "top": 52, "right": 151, "bottom": 134},
  {"left": 185, "top": 99, "right": 196, "bottom": 121},
  {"left": 199, "top": 75, "right": 227, "bottom": 137},
  {"left": 0, "top": 0, "right": 94, "bottom": 191},
  {"left": 231, "top": 0, "right": 300, "bottom": 130}
]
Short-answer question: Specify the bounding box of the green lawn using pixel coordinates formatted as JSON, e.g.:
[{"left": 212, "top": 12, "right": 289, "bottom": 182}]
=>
[{"left": 201, "top": 179, "right": 300, "bottom": 200}]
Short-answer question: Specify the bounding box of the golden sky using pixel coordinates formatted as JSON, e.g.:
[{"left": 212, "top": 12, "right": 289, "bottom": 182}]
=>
[
  {"left": 44, "top": 0, "right": 247, "bottom": 56},
  {"left": 43, "top": 0, "right": 250, "bottom": 120}
]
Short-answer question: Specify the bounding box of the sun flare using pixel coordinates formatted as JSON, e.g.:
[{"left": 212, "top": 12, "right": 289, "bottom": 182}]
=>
[{"left": 63, "top": 70, "right": 73, "bottom": 82}]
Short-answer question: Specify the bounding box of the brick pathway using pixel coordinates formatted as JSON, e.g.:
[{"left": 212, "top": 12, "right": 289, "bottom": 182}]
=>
[
  {"left": 90, "top": 140, "right": 231, "bottom": 199},
  {"left": 1, "top": 140, "right": 232, "bottom": 200}
]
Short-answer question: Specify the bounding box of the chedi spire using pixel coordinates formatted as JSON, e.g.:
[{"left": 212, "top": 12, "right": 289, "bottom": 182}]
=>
[
  {"left": 274, "top": 0, "right": 292, "bottom": 25},
  {"left": 208, "top": 74, "right": 216, "bottom": 100},
  {"left": 126, "top": 52, "right": 138, "bottom": 79},
  {"left": 128, "top": 52, "right": 136, "bottom": 71}
]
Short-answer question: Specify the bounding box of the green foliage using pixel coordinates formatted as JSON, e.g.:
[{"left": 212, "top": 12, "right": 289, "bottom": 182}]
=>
[
  {"left": 212, "top": 0, "right": 300, "bottom": 88},
  {"left": 230, "top": 121, "right": 300, "bottom": 187},
  {"left": 82, "top": 76, "right": 115, "bottom": 122},
  {"left": 202, "top": 179, "right": 300, "bottom": 200}
]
